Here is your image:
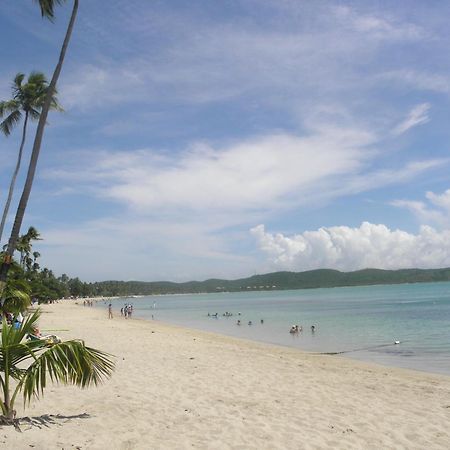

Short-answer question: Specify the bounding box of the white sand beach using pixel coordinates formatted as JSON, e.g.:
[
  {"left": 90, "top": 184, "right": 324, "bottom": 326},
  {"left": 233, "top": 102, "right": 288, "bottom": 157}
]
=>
[{"left": 2, "top": 301, "right": 450, "bottom": 449}]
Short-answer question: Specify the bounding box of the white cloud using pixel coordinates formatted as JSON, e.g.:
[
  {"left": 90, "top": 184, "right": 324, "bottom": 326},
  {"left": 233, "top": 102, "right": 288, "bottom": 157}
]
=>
[
  {"left": 58, "top": 3, "right": 427, "bottom": 114},
  {"left": 36, "top": 217, "right": 255, "bottom": 282},
  {"left": 426, "top": 189, "right": 450, "bottom": 210},
  {"left": 392, "top": 189, "right": 450, "bottom": 226},
  {"left": 392, "top": 103, "right": 431, "bottom": 135},
  {"left": 326, "top": 159, "right": 444, "bottom": 200},
  {"left": 43, "top": 128, "right": 375, "bottom": 214},
  {"left": 42, "top": 124, "right": 444, "bottom": 230},
  {"left": 335, "top": 6, "right": 425, "bottom": 41},
  {"left": 251, "top": 222, "right": 450, "bottom": 271},
  {"left": 379, "top": 70, "right": 450, "bottom": 94},
  {"left": 35, "top": 126, "right": 444, "bottom": 281}
]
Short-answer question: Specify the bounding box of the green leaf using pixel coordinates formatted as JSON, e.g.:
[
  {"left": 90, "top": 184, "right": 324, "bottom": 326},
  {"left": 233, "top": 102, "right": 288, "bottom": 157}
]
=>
[
  {"left": 33, "top": 0, "right": 67, "bottom": 21},
  {"left": 0, "top": 110, "right": 22, "bottom": 136},
  {"left": 21, "top": 340, "right": 114, "bottom": 402}
]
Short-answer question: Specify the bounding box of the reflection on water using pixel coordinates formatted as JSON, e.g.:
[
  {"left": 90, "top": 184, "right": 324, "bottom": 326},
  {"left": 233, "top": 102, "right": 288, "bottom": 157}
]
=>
[{"left": 103, "top": 282, "right": 450, "bottom": 375}]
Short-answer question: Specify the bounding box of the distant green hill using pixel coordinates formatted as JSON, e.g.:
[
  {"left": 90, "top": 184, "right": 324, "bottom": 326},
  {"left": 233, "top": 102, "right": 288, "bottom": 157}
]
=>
[{"left": 91, "top": 267, "right": 450, "bottom": 296}]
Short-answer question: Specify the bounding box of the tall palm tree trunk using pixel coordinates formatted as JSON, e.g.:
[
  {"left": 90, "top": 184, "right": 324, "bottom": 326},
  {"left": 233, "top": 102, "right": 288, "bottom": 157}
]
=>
[
  {"left": 0, "top": 112, "right": 29, "bottom": 244},
  {"left": 0, "top": 0, "right": 79, "bottom": 294}
]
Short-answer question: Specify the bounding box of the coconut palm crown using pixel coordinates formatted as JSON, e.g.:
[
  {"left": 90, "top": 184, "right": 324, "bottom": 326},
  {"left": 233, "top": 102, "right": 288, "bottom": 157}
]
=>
[
  {"left": 0, "top": 310, "right": 114, "bottom": 420},
  {"left": 0, "top": 72, "right": 61, "bottom": 244},
  {"left": 0, "top": 72, "right": 60, "bottom": 136}
]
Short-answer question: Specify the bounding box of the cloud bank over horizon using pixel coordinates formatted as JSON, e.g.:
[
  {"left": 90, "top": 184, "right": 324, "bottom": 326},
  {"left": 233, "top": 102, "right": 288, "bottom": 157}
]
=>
[{"left": 251, "top": 222, "right": 450, "bottom": 272}]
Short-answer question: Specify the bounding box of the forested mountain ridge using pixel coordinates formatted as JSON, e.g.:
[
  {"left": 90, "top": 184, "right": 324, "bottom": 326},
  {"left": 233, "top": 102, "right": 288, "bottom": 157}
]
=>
[{"left": 89, "top": 267, "right": 450, "bottom": 297}]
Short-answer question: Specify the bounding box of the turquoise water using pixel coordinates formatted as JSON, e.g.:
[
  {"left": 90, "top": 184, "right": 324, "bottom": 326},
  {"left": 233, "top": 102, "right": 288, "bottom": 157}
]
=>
[{"left": 103, "top": 282, "right": 450, "bottom": 375}]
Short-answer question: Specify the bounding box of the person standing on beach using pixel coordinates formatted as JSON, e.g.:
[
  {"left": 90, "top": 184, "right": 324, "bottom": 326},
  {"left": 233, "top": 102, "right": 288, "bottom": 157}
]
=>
[{"left": 108, "top": 303, "right": 113, "bottom": 319}]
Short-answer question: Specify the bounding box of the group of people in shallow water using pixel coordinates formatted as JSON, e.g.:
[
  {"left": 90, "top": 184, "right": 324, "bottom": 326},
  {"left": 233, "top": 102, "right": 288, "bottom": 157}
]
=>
[
  {"left": 120, "top": 304, "right": 133, "bottom": 318},
  {"left": 236, "top": 319, "right": 264, "bottom": 326},
  {"left": 207, "top": 311, "right": 234, "bottom": 318},
  {"left": 207, "top": 311, "right": 316, "bottom": 333},
  {"left": 290, "top": 325, "right": 316, "bottom": 334},
  {"left": 290, "top": 325, "right": 316, "bottom": 333}
]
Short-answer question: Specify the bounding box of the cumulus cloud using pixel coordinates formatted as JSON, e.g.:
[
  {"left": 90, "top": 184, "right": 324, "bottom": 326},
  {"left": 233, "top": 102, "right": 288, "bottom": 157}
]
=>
[
  {"left": 251, "top": 222, "right": 450, "bottom": 271},
  {"left": 392, "top": 103, "right": 431, "bottom": 135}
]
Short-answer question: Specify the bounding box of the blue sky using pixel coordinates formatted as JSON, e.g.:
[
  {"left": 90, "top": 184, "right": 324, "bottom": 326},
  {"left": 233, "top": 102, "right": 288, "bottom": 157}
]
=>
[{"left": 1, "top": 0, "right": 450, "bottom": 281}]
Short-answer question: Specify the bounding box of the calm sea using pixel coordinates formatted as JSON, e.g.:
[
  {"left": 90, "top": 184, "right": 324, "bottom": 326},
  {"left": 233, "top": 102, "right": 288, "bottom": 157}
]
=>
[{"left": 101, "top": 282, "right": 450, "bottom": 375}]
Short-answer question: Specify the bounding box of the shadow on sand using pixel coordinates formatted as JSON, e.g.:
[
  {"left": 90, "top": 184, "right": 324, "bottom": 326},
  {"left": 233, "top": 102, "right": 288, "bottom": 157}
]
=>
[{"left": 0, "top": 412, "right": 90, "bottom": 432}]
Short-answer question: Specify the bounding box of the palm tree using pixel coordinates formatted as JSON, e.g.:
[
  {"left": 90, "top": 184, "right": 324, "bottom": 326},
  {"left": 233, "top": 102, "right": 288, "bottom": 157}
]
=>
[
  {"left": 0, "top": 252, "right": 31, "bottom": 312},
  {"left": 31, "top": 251, "right": 41, "bottom": 273},
  {"left": 0, "top": 0, "right": 79, "bottom": 297},
  {"left": 0, "top": 72, "right": 61, "bottom": 244},
  {"left": 0, "top": 310, "right": 114, "bottom": 420},
  {"left": 15, "top": 227, "right": 42, "bottom": 270},
  {"left": 1, "top": 278, "right": 31, "bottom": 315}
]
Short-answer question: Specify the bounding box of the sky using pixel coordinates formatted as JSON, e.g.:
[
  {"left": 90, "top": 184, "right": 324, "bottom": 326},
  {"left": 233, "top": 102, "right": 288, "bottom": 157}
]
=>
[{"left": 1, "top": 0, "right": 450, "bottom": 282}]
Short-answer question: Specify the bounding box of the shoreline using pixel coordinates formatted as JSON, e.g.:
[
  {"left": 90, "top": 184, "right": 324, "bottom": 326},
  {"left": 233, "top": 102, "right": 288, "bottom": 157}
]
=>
[
  {"left": 98, "top": 294, "right": 450, "bottom": 378},
  {"left": 4, "top": 301, "right": 450, "bottom": 449},
  {"left": 97, "top": 298, "right": 448, "bottom": 375}
]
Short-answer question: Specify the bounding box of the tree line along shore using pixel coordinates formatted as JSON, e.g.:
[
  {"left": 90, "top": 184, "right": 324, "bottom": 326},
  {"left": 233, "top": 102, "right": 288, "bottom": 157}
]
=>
[{"left": 10, "top": 235, "right": 450, "bottom": 302}]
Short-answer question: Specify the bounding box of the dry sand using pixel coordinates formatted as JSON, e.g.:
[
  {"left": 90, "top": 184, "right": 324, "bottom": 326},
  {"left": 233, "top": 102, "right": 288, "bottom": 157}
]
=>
[{"left": 2, "top": 301, "right": 450, "bottom": 449}]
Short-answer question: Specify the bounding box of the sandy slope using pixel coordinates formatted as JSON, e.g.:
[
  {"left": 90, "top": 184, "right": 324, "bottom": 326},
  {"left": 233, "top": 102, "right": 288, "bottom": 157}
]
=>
[{"left": 2, "top": 301, "right": 450, "bottom": 450}]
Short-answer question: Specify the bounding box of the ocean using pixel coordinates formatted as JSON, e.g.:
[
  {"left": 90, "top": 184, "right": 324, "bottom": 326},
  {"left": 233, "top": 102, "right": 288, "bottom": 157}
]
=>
[{"left": 102, "top": 281, "right": 450, "bottom": 375}]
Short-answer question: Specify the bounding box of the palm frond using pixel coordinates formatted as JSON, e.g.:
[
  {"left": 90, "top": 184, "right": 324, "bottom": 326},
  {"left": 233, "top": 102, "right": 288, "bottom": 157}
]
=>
[
  {"left": 50, "top": 98, "right": 64, "bottom": 112},
  {"left": 27, "top": 72, "right": 47, "bottom": 86},
  {"left": 22, "top": 340, "right": 114, "bottom": 402},
  {"left": 0, "top": 110, "right": 22, "bottom": 136},
  {"left": 24, "top": 227, "right": 42, "bottom": 241},
  {"left": 28, "top": 108, "right": 41, "bottom": 121},
  {"left": 13, "top": 73, "right": 25, "bottom": 89},
  {"left": 34, "top": 0, "right": 67, "bottom": 21},
  {"left": 0, "top": 100, "right": 20, "bottom": 118},
  {"left": 0, "top": 310, "right": 50, "bottom": 374},
  {"left": 2, "top": 289, "right": 31, "bottom": 315},
  {"left": 0, "top": 340, "right": 45, "bottom": 376},
  {"left": 0, "top": 310, "right": 40, "bottom": 349}
]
